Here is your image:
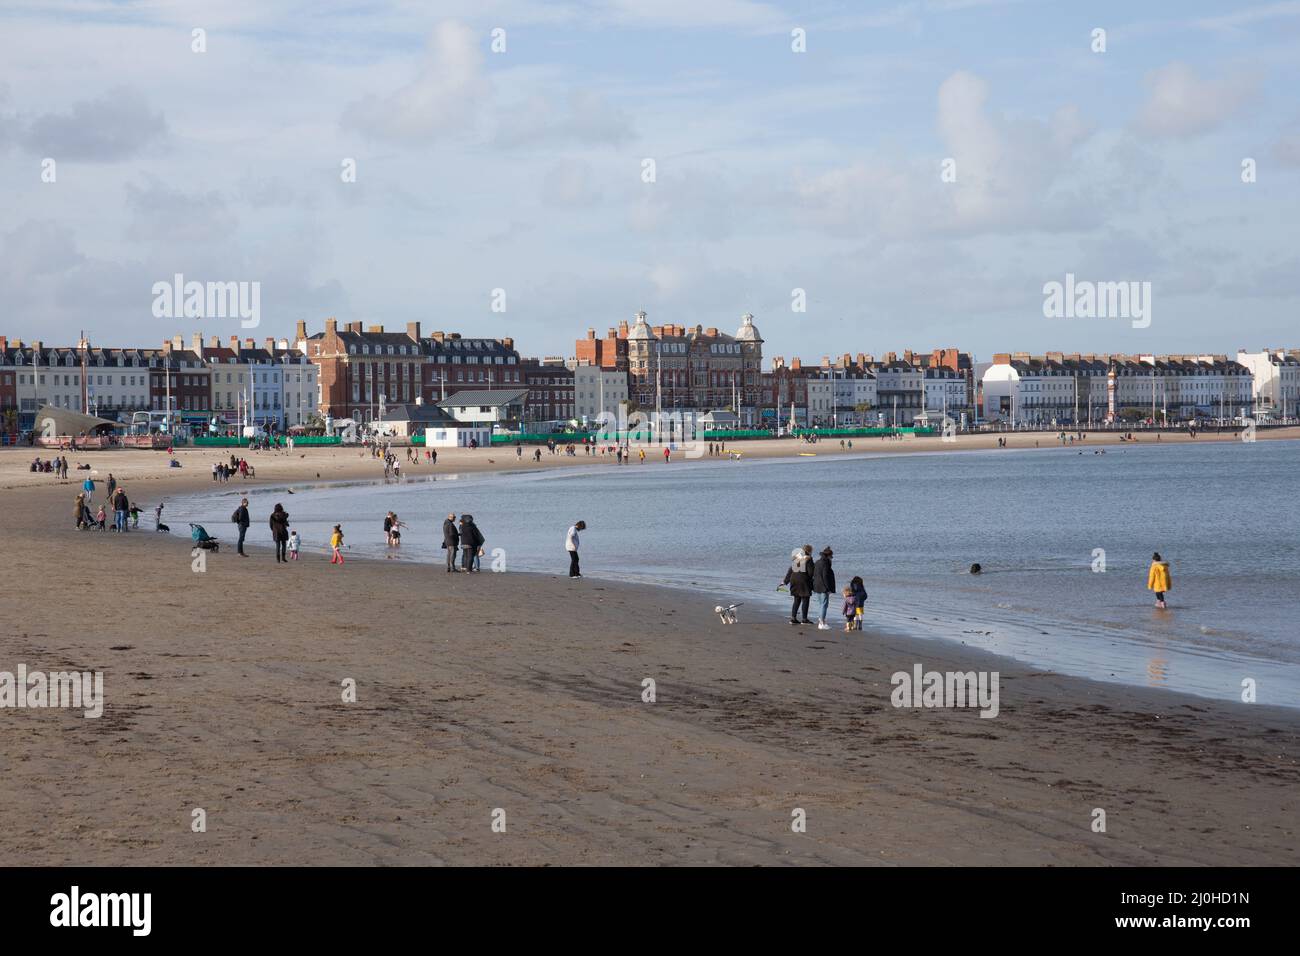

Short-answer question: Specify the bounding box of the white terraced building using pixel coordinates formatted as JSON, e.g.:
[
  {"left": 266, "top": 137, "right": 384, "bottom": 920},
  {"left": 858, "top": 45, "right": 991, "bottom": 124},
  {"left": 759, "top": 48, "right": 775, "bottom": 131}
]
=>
[
  {"left": 1237, "top": 349, "right": 1300, "bottom": 420},
  {"left": 982, "top": 353, "right": 1255, "bottom": 425}
]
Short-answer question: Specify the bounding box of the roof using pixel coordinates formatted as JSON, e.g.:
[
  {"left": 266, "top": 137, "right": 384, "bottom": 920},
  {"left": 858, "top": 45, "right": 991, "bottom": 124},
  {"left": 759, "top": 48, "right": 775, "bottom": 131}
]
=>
[
  {"left": 378, "top": 403, "right": 460, "bottom": 426},
  {"left": 31, "top": 404, "right": 125, "bottom": 435},
  {"left": 437, "top": 388, "right": 529, "bottom": 409}
]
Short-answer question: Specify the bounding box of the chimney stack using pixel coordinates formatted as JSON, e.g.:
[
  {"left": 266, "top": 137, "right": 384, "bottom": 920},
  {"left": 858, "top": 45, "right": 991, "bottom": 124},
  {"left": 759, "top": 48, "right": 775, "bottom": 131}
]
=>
[
  {"left": 501, "top": 337, "right": 514, "bottom": 350},
  {"left": 406, "top": 321, "right": 421, "bottom": 342},
  {"left": 295, "top": 320, "right": 307, "bottom": 343},
  {"left": 325, "top": 318, "right": 338, "bottom": 335}
]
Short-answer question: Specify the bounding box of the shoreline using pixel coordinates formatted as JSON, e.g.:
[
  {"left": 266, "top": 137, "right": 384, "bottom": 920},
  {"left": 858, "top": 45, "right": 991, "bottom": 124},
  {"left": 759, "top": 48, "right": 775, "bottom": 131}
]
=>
[
  {"left": 2, "top": 442, "right": 1298, "bottom": 865},
  {"left": 6, "top": 424, "right": 1298, "bottom": 492}
]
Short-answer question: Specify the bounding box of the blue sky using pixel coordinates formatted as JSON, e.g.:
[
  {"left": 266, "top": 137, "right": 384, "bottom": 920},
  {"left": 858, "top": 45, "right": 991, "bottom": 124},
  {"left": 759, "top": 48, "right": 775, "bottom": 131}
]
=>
[{"left": 2, "top": 0, "right": 1298, "bottom": 364}]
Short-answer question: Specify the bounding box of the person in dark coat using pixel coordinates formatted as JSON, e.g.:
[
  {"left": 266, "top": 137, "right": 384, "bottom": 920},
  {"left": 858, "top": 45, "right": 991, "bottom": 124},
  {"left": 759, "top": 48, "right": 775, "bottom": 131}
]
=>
[
  {"left": 782, "top": 548, "right": 814, "bottom": 625},
  {"left": 459, "top": 515, "right": 484, "bottom": 572},
  {"left": 269, "top": 503, "right": 290, "bottom": 563},
  {"left": 442, "top": 513, "right": 460, "bottom": 572},
  {"left": 233, "top": 498, "right": 251, "bottom": 556},
  {"left": 811, "top": 547, "right": 836, "bottom": 629},
  {"left": 112, "top": 488, "right": 130, "bottom": 532}
]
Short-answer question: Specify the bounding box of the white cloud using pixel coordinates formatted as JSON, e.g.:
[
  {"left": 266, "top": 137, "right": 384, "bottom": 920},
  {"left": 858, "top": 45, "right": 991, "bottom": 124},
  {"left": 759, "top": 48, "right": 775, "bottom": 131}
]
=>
[
  {"left": 795, "top": 71, "right": 1098, "bottom": 239},
  {"left": 341, "top": 20, "right": 489, "bottom": 144},
  {"left": 1137, "top": 63, "right": 1257, "bottom": 138}
]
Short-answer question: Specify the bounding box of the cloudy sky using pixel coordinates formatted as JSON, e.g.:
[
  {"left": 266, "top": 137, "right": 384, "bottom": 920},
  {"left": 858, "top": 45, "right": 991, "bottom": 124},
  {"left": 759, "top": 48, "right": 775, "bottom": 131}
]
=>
[{"left": 2, "top": 0, "right": 1298, "bottom": 363}]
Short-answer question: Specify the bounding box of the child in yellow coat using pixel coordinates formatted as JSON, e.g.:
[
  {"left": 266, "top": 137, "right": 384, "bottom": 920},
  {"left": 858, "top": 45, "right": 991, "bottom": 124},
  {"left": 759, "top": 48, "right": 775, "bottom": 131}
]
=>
[{"left": 1147, "top": 552, "right": 1171, "bottom": 609}]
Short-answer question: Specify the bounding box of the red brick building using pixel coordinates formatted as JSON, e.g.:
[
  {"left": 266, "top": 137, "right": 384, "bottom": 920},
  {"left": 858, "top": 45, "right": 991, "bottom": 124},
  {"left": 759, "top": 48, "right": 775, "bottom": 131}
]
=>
[
  {"left": 295, "top": 320, "right": 521, "bottom": 422},
  {"left": 520, "top": 358, "right": 574, "bottom": 422}
]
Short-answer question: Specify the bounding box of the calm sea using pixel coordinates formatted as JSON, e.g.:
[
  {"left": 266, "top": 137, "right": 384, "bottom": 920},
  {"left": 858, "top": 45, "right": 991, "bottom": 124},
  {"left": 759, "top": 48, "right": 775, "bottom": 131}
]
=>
[{"left": 166, "top": 440, "right": 1300, "bottom": 707}]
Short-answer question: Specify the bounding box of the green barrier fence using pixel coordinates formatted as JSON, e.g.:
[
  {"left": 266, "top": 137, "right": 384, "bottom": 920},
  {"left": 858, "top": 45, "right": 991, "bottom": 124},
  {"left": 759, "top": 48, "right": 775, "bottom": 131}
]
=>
[
  {"left": 491, "top": 426, "right": 935, "bottom": 443},
  {"left": 192, "top": 435, "right": 341, "bottom": 447}
]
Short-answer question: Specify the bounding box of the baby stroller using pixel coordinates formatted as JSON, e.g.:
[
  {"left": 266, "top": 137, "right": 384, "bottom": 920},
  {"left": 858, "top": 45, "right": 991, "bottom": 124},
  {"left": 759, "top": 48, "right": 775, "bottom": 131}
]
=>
[{"left": 190, "top": 523, "right": 220, "bottom": 552}]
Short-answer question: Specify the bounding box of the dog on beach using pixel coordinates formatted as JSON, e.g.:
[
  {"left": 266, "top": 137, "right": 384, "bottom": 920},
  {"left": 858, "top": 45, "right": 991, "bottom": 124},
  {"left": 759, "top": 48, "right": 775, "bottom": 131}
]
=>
[
  {"left": 715, "top": 603, "right": 742, "bottom": 624},
  {"left": 157, "top": 523, "right": 170, "bottom": 533}
]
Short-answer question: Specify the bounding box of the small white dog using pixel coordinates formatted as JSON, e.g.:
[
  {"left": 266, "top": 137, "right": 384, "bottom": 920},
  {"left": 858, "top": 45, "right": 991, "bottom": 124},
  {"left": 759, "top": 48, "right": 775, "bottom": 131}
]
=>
[{"left": 715, "top": 603, "right": 742, "bottom": 624}]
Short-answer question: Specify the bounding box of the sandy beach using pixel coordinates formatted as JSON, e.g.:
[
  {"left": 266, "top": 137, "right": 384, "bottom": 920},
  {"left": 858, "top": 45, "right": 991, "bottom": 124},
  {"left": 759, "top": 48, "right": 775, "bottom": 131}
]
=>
[{"left": 2, "top": 430, "right": 1298, "bottom": 866}]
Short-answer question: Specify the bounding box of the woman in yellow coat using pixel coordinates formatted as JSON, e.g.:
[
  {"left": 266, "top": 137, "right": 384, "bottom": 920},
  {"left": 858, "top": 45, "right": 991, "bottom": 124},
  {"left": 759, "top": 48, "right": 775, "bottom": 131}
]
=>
[{"left": 1147, "top": 552, "right": 1171, "bottom": 609}]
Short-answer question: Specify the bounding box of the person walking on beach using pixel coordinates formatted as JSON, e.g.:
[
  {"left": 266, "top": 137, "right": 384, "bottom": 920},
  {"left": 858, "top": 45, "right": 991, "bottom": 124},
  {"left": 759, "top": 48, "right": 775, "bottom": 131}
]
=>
[
  {"left": 232, "top": 498, "right": 251, "bottom": 557},
  {"left": 106, "top": 473, "right": 117, "bottom": 500},
  {"left": 782, "top": 548, "right": 814, "bottom": 625},
  {"left": 74, "top": 492, "right": 86, "bottom": 530},
  {"left": 287, "top": 529, "right": 300, "bottom": 560},
  {"left": 442, "top": 513, "right": 460, "bottom": 572},
  {"left": 269, "top": 503, "right": 290, "bottom": 563},
  {"left": 329, "top": 525, "right": 345, "bottom": 564},
  {"left": 812, "top": 547, "right": 836, "bottom": 630},
  {"left": 1147, "top": 552, "right": 1172, "bottom": 609},
  {"left": 566, "top": 520, "right": 586, "bottom": 578},
  {"left": 82, "top": 474, "right": 95, "bottom": 505}
]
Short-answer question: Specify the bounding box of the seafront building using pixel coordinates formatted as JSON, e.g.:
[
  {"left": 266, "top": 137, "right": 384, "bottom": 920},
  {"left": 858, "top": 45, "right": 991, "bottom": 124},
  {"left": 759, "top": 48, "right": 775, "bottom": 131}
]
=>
[
  {"left": 294, "top": 320, "right": 521, "bottom": 423},
  {"left": 578, "top": 311, "right": 765, "bottom": 425},
  {"left": 572, "top": 364, "right": 629, "bottom": 425},
  {"left": 519, "top": 358, "right": 575, "bottom": 424},
  {"left": 0, "top": 321, "right": 1292, "bottom": 437},
  {"left": 1236, "top": 349, "right": 1300, "bottom": 420},
  {"left": 981, "top": 353, "right": 1256, "bottom": 425}
]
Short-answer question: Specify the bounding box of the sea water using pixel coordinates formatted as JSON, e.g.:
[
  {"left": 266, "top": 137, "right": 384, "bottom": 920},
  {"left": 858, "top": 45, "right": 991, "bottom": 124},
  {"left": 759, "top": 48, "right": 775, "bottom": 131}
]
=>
[{"left": 166, "top": 440, "right": 1300, "bottom": 707}]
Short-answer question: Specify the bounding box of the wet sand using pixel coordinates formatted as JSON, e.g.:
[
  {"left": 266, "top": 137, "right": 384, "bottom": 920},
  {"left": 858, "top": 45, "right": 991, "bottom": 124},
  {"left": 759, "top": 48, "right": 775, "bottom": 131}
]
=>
[{"left": 1, "top": 436, "right": 1297, "bottom": 865}]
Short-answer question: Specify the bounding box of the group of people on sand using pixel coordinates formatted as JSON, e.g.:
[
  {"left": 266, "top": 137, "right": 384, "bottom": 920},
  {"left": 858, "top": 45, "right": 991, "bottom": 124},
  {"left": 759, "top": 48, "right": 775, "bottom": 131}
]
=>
[
  {"left": 74, "top": 480, "right": 148, "bottom": 533},
  {"left": 212, "top": 456, "right": 253, "bottom": 481},
  {"left": 780, "top": 545, "right": 868, "bottom": 631},
  {"left": 441, "top": 513, "right": 486, "bottom": 572},
  {"left": 31, "top": 456, "right": 70, "bottom": 478}
]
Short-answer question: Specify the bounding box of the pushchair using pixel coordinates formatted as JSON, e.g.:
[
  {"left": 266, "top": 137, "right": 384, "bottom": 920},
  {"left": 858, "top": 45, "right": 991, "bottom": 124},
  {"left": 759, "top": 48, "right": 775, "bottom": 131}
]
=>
[{"left": 190, "top": 523, "right": 220, "bottom": 552}]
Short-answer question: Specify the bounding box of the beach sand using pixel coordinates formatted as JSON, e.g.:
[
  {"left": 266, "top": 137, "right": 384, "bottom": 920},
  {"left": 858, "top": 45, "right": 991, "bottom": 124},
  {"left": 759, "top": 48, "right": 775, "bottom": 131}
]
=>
[{"left": 1, "top": 431, "right": 1297, "bottom": 865}]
